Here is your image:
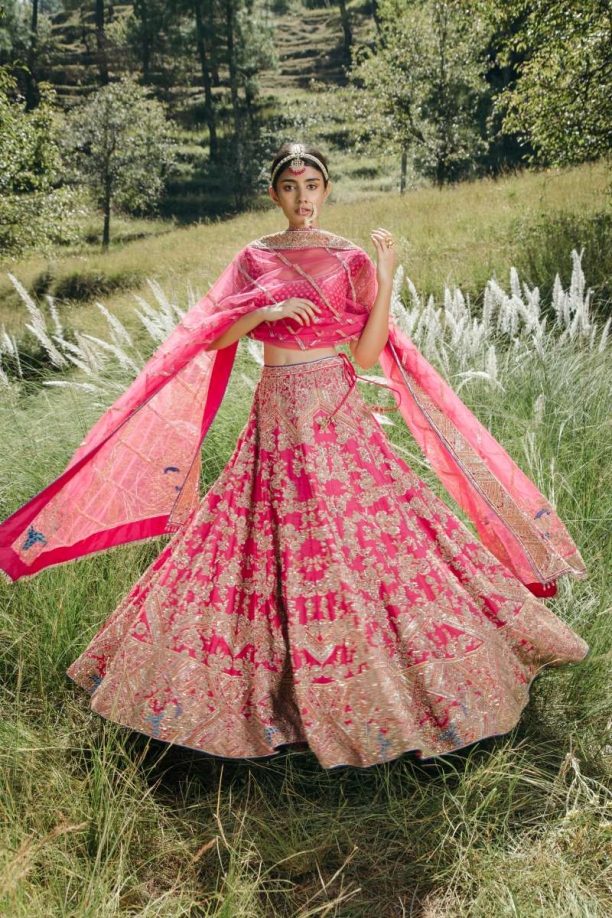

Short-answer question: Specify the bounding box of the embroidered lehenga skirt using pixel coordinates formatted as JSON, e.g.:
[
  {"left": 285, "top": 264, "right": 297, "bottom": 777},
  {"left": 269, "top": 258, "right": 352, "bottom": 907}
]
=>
[{"left": 66, "top": 354, "right": 589, "bottom": 768}]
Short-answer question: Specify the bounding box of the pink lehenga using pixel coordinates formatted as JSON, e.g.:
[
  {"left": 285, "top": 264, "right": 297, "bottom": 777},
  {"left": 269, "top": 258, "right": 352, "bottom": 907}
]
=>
[{"left": 0, "top": 227, "right": 589, "bottom": 768}]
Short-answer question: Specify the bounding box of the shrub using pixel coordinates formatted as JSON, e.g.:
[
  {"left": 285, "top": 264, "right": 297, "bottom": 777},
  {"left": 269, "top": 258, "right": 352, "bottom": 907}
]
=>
[
  {"left": 53, "top": 270, "right": 143, "bottom": 303},
  {"left": 512, "top": 211, "right": 612, "bottom": 317}
]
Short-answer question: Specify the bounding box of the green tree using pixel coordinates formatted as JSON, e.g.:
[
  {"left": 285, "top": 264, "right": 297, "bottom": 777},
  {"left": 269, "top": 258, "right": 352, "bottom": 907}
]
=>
[
  {"left": 0, "top": 0, "right": 59, "bottom": 108},
  {"left": 482, "top": 0, "right": 612, "bottom": 167},
  {"left": 220, "top": 0, "right": 277, "bottom": 206},
  {"left": 64, "top": 75, "right": 179, "bottom": 249},
  {"left": 345, "top": 0, "right": 492, "bottom": 189},
  {"left": 0, "top": 65, "right": 78, "bottom": 255}
]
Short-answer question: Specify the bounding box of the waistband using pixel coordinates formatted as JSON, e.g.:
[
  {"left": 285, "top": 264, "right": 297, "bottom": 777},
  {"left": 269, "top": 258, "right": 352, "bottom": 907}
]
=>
[
  {"left": 259, "top": 352, "right": 402, "bottom": 425},
  {"left": 261, "top": 354, "right": 344, "bottom": 375}
]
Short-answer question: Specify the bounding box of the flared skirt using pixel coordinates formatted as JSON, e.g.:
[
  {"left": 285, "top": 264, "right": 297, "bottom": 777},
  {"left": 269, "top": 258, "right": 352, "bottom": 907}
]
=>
[{"left": 66, "top": 354, "right": 589, "bottom": 768}]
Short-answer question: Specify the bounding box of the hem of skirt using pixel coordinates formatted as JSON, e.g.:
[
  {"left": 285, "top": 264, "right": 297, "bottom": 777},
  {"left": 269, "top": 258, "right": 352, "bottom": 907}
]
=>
[
  {"left": 66, "top": 641, "right": 591, "bottom": 770},
  {"left": 334, "top": 639, "right": 591, "bottom": 768},
  {"left": 66, "top": 669, "right": 304, "bottom": 762}
]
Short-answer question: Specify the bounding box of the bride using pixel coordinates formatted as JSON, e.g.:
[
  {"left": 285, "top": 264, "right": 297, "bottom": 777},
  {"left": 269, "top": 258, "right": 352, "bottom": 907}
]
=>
[{"left": 0, "top": 142, "right": 589, "bottom": 769}]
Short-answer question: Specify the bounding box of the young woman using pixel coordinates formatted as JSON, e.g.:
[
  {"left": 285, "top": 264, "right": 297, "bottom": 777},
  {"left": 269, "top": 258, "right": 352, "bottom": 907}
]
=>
[{"left": 0, "top": 143, "right": 589, "bottom": 769}]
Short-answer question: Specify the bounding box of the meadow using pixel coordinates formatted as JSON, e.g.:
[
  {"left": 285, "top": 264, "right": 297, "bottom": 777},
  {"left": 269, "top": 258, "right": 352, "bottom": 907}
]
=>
[{"left": 0, "top": 161, "right": 611, "bottom": 917}]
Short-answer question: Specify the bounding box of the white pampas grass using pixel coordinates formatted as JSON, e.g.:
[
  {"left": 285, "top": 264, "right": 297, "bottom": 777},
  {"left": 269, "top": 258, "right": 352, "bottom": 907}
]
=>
[{"left": 0, "top": 249, "right": 606, "bottom": 400}]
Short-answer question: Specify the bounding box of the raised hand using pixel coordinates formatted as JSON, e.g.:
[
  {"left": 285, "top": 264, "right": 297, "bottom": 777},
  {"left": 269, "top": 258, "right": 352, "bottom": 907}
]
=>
[{"left": 370, "top": 228, "right": 397, "bottom": 286}]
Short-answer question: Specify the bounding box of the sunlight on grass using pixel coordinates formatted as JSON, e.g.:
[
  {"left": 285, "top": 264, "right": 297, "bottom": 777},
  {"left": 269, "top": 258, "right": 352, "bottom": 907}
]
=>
[{"left": 1, "top": 162, "right": 611, "bottom": 916}]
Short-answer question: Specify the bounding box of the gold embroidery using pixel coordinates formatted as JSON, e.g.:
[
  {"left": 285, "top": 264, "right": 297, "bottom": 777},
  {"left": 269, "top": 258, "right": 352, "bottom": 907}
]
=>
[
  {"left": 248, "top": 229, "right": 359, "bottom": 251},
  {"left": 387, "top": 343, "right": 587, "bottom": 583},
  {"left": 67, "top": 356, "right": 589, "bottom": 768}
]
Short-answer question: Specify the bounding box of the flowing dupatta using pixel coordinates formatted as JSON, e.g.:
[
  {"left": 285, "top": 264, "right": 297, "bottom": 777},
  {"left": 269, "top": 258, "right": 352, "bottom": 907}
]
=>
[{"left": 0, "top": 228, "right": 587, "bottom": 589}]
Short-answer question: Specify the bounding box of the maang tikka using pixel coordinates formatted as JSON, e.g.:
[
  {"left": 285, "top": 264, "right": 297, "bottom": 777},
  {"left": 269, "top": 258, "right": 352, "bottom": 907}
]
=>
[{"left": 270, "top": 144, "right": 330, "bottom": 186}]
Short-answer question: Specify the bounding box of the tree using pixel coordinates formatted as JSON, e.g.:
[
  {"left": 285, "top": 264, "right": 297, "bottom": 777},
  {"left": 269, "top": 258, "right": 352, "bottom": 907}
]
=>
[
  {"left": 481, "top": 0, "right": 612, "bottom": 167},
  {"left": 345, "top": 0, "right": 492, "bottom": 189},
  {"left": 216, "top": 0, "right": 276, "bottom": 206},
  {"left": 192, "top": 0, "right": 219, "bottom": 161},
  {"left": 0, "top": 65, "right": 78, "bottom": 255},
  {"left": 94, "top": 0, "right": 110, "bottom": 85},
  {"left": 336, "top": 0, "right": 353, "bottom": 63},
  {"left": 0, "top": 0, "right": 59, "bottom": 108},
  {"left": 234, "top": 0, "right": 277, "bottom": 120},
  {"left": 64, "top": 75, "right": 179, "bottom": 249}
]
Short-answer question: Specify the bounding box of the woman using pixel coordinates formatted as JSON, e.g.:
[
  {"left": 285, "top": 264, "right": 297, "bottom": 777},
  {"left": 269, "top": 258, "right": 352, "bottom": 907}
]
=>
[{"left": 0, "top": 143, "right": 589, "bottom": 769}]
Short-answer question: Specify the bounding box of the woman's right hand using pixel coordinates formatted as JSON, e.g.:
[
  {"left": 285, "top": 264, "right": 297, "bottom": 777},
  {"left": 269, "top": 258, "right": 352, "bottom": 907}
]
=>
[{"left": 259, "top": 298, "right": 322, "bottom": 327}]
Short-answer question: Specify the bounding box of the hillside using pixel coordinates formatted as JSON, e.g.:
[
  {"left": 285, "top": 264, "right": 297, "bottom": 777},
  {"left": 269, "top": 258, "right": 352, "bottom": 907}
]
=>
[
  {"left": 0, "top": 159, "right": 608, "bottom": 338},
  {"left": 34, "top": 1, "right": 378, "bottom": 219},
  {"left": 43, "top": 2, "right": 375, "bottom": 103}
]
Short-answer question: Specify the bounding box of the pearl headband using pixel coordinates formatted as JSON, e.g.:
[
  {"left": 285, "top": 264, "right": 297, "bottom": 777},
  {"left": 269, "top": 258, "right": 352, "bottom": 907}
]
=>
[{"left": 270, "top": 143, "right": 329, "bottom": 186}]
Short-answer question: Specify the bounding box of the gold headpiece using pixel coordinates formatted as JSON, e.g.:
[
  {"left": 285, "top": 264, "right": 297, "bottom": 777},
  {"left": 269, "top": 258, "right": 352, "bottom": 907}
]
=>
[{"left": 270, "top": 144, "right": 329, "bottom": 185}]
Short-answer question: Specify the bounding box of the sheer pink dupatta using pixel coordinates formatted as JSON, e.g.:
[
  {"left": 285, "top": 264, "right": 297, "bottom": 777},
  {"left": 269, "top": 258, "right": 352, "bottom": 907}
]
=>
[
  {"left": 0, "top": 233, "right": 587, "bottom": 590},
  {"left": 380, "top": 330, "right": 587, "bottom": 589},
  {"left": 0, "top": 254, "right": 262, "bottom": 582},
  {"left": 349, "top": 248, "right": 586, "bottom": 590}
]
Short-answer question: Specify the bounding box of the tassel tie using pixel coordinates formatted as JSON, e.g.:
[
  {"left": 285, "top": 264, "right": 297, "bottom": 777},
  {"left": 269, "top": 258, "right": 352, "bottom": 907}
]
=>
[{"left": 316, "top": 352, "right": 403, "bottom": 430}]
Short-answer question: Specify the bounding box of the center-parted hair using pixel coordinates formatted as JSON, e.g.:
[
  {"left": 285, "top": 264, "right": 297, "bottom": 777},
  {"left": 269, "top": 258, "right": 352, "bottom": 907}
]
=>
[{"left": 270, "top": 144, "right": 330, "bottom": 192}]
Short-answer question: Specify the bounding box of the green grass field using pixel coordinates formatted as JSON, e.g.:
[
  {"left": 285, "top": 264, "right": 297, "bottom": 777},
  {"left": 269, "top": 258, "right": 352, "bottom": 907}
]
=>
[{"left": 1, "top": 161, "right": 611, "bottom": 917}]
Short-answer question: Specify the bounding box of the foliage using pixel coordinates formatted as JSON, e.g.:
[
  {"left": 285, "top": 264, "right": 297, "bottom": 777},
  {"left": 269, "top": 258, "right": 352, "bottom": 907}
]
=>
[
  {"left": 0, "top": 0, "right": 56, "bottom": 63},
  {"left": 0, "top": 0, "right": 60, "bottom": 107},
  {"left": 116, "top": 0, "right": 194, "bottom": 85},
  {"left": 481, "top": 0, "right": 612, "bottom": 168},
  {"left": 0, "top": 69, "right": 60, "bottom": 196},
  {"left": 513, "top": 210, "right": 612, "bottom": 314},
  {"left": 340, "top": 0, "right": 493, "bottom": 185},
  {"left": 0, "top": 65, "right": 80, "bottom": 256},
  {"left": 62, "top": 75, "right": 181, "bottom": 244},
  {"left": 234, "top": 0, "right": 278, "bottom": 102},
  {"left": 0, "top": 0, "right": 32, "bottom": 64}
]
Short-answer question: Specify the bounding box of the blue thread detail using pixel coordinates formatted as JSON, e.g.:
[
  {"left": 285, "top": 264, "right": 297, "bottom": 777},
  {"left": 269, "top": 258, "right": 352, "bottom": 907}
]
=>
[
  {"left": 535, "top": 508, "right": 551, "bottom": 519},
  {"left": 146, "top": 711, "right": 165, "bottom": 738},
  {"left": 22, "top": 526, "right": 47, "bottom": 551},
  {"left": 439, "top": 724, "right": 461, "bottom": 746},
  {"left": 174, "top": 702, "right": 183, "bottom": 718},
  {"left": 88, "top": 672, "right": 104, "bottom": 693},
  {"left": 163, "top": 465, "right": 183, "bottom": 492},
  {"left": 377, "top": 729, "right": 392, "bottom": 760},
  {"left": 264, "top": 725, "right": 279, "bottom": 742}
]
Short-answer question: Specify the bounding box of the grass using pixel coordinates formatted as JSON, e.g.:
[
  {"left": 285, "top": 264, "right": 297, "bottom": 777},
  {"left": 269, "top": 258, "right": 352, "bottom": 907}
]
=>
[
  {"left": 1, "top": 158, "right": 608, "bottom": 341},
  {"left": 1, "top": 161, "right": 611, "bottom": 916}
]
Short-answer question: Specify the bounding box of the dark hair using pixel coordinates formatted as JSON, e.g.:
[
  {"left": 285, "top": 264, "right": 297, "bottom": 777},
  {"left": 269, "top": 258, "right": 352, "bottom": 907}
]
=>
[{"left": 270, "top": 143, "right": 329, "bottom": 192}]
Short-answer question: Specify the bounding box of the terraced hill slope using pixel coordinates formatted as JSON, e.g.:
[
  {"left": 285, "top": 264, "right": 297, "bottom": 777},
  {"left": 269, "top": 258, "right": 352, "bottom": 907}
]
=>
[
  {"left": 41, "top": 2, "right": 375, "bottom": 106},
  {"left": 36, "top": 1, "right": 378, "bottom": 218}
]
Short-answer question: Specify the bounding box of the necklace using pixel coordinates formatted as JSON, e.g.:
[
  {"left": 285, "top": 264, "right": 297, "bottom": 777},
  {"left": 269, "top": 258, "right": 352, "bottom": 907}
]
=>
[{"left": 249, "top": 228, "right": 358, "bottom": 250}]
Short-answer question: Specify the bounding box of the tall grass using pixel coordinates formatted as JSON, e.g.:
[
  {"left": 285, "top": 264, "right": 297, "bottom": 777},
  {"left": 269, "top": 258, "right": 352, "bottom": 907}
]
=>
[
  {"left": 0, "top": 158, "right": 609, "bottom": 337},
  {"left": 1, "top": 173, "right": 611, "bottom": 916}
]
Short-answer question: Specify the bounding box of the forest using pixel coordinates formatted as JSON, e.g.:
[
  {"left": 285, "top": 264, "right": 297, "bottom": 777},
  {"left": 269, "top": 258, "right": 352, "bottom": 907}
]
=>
[{"left": 1, "top": 0, "right": 610, "bottom": 252}]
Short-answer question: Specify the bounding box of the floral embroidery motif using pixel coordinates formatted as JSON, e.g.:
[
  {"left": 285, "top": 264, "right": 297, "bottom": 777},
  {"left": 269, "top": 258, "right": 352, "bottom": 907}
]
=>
[{"left": 67, "top": 357, "right": 589, "bottom": 768}]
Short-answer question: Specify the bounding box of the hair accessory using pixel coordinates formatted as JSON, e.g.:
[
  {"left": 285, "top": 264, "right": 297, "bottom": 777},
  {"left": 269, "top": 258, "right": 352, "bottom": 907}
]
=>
[
  {"left": 271, "top": 144, "right": 329, "bottom": 185},
  {"left": 289, "top": 144, "right": 306, "bottom": 175}
]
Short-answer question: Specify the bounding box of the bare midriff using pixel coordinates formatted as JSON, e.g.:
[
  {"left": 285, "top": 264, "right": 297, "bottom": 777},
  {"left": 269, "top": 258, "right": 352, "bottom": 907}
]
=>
[{"left": 262, "top": 342, "right": 339, "bottom": 366}]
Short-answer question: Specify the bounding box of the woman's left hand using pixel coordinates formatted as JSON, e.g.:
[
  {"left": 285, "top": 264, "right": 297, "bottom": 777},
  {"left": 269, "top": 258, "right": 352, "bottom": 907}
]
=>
[{"left": 370, "top": 228, "right": 397, "bottom": 285}]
